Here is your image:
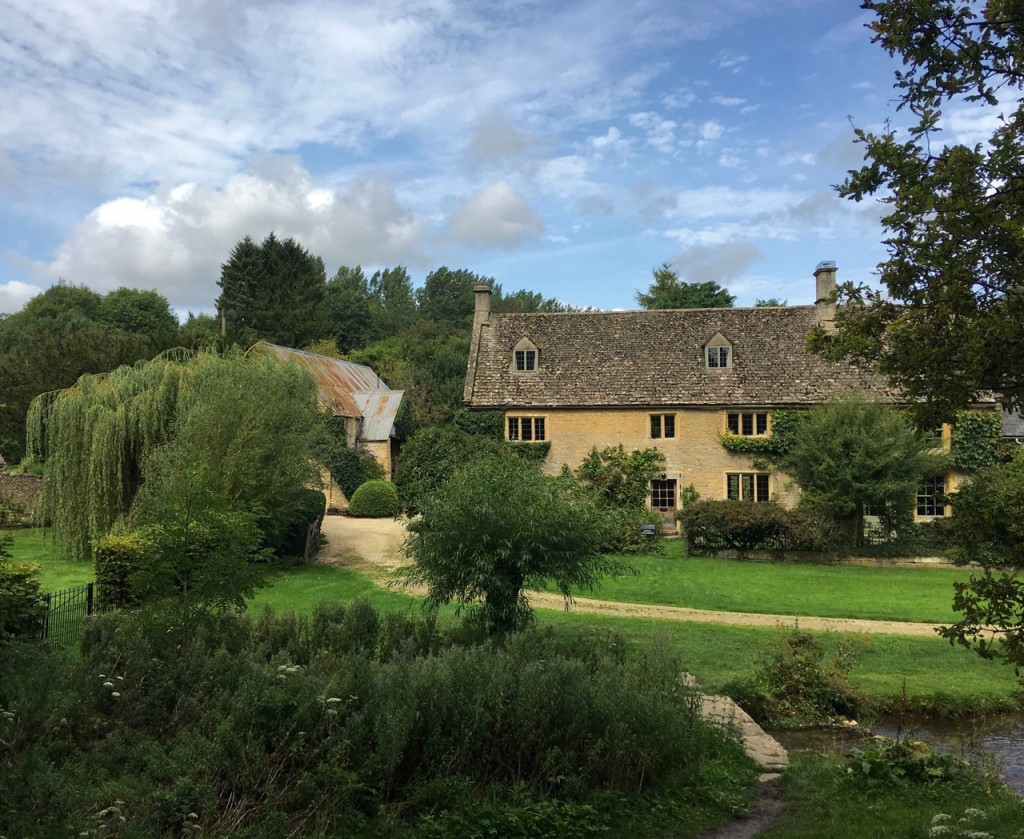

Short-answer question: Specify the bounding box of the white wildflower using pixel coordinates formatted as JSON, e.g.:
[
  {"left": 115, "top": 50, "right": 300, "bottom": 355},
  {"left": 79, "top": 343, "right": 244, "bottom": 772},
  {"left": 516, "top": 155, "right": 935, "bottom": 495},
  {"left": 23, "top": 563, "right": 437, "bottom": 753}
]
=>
[
  {"left": 931, "top": 814, "right": 953, "bottom": 825},
  {"left": 962, "top": 809, "right": 986, "bottom": 820},
  {"left": 325, "top": 697, "right": 342, "bottom": 704},
  {"left": 326, "top": 709, "right": 338, "bottom": 717},
  {"left": 928, "top": 827, "right": 953, "bottom": 837},
  {"left": 111, "top": 692, "right": 121, "bottom": 698},
  {"left": 103, "top": 681, "right": 115, "bottom": 688}
]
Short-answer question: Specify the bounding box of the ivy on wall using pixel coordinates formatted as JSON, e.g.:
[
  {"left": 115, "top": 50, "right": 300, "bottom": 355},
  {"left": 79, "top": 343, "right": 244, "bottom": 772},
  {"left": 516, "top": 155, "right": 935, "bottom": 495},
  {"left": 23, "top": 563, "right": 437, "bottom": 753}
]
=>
[
  {"left": 950, "top": 410, "right": 1002, "bottom": 472},
  {"left": 507, "top": 441, "right": 551, "bottom": 462}
]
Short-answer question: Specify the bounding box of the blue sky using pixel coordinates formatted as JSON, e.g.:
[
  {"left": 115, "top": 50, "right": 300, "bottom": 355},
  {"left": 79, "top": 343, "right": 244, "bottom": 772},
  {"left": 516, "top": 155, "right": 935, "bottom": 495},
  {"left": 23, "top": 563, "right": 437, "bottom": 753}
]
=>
[{"left": 0, "top": 0, "right": 995, "bottom": 318}]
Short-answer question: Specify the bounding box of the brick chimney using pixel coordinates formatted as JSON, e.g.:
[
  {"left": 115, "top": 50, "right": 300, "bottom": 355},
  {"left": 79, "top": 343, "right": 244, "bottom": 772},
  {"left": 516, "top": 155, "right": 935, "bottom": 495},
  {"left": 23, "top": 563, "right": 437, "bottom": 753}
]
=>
[
  {"left": 473, "top": 282, "right": 492, "bottom": 327},
  {"left": 814, "top": 260, "right": 836, "bottom": 323}
]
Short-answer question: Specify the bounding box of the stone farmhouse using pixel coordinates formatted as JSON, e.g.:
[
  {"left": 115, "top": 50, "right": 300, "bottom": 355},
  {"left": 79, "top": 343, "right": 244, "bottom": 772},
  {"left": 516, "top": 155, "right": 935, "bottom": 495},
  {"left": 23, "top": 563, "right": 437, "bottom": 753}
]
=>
[
  {"left": 262, "top": 343, "right": 404, "bottom": 480},
  {"left": 463, "top": 263, "right": 983, "bottom": 528}
]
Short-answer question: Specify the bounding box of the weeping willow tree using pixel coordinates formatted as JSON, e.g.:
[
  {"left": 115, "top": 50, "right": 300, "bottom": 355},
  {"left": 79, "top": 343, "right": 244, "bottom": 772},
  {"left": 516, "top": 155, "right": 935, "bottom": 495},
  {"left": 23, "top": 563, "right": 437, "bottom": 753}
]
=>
[{"left": 27, "top": 348, "right": 322, "bottom": 562}]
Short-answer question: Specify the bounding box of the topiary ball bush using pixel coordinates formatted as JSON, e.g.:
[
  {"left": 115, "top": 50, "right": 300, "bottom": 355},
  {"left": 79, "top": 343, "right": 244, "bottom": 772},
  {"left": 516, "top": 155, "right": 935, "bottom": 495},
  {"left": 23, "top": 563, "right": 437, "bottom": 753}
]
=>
[{"left": 348, "top": 479, "right": 399, "bottom": 518}]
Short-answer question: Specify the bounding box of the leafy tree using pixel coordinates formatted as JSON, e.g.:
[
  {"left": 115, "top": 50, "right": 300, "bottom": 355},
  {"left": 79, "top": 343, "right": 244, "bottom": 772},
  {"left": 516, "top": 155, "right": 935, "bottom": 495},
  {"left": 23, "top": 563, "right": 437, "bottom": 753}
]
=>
[
  {"left": 810, "top": 0, "right": 1024, "bottom": 425},
  {"left": 403, "top": 450, "right": 619, "bottom": 634},
  {"left": 416, "top": 266, "right": 494, "bottom": 329},
  {"left": 778, "top": 394, "right": 940, "bottom": 546},
  {"left": 177, "top": 312, "right": 222, "bottom": 348},
  {"left": 368, "top": 266, "right": 417, "bottom": 335},
  {"left": 97, "top": 288, "right": 177, "bottom": 335},
  {"left": 324, "top": 265, "right": 378, "bottom": 352},
  {"left": 635, "top": 263, "right": 734, "bottom": 309},
  {"left": 216, "top": 233, "right": 327, "bottom": 347},
  {"left": 27, "top": 348, "right": 322, "bottom": 562},
  {"left": 493, "top": 288, "right": 572, "bottom": 313},
  {"left": 755, "top": 297, "right": 787, "bottom": 307},
  {"left": 939, "top": 447, "right": 1024, "bottom": 669},
  {"left": 393, "top": 424, "right": 504, "bottom": 515},
  {"left": 0, "top": 284, "right": 178, "bottom": 463}
]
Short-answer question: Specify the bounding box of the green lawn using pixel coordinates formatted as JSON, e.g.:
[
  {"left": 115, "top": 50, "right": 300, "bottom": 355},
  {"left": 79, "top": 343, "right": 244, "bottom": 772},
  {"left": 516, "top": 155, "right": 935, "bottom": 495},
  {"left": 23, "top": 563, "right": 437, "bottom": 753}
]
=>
[
  {"left": 8, "top": 526, "right": 1022, "bottom": 714},
  {"left": 4, "top": 528, "right": 92, "bottom": 591},
  {"left": 576, "top": 539, "right": 971, "bottom": 623}
]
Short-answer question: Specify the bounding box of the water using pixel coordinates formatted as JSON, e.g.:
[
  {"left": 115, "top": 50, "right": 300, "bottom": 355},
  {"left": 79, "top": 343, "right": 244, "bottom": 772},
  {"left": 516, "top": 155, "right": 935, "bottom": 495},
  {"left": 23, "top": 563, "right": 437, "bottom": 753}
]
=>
[{"left": 773, "top": 714, "right": 1024, "bottom": 795}]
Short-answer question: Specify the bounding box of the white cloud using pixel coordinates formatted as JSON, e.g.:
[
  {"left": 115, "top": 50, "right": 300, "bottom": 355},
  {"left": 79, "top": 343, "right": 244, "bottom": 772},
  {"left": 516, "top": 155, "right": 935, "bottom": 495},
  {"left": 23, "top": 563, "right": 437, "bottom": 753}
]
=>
[
  {"left": 711, "top": 96, "right": 746, "bottom": 106},
  {"left": 447, "top": 180, "right": 543, "bottom": 248},
  {"left": 699, "top": 120, "right": 725, "bottom": 142},
  {"left": 590, "top": 126, "right": 631, "bottom": 154},
  {"left": 0, "top": 280, "right": 43, "bottom": 315},
  {"left": 714, "top": 51, "right": 748, "bottom": 71},
  {"left": 629, "top": 112, "right": 677, "bottom": 152},
  {"left": 41, "top": 160, "right": 432, "bottom": 313}
]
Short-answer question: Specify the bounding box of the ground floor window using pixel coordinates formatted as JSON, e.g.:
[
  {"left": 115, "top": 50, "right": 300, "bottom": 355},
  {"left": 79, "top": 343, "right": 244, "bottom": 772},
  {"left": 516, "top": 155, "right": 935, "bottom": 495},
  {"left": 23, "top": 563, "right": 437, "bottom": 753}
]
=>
[
  {"left": 651, "top": 478, "right": 677, "bottom": 511},
  {"left": 727, "top": 472, "right": 770, "bottom": 502},
  {"left": 917, "top": 476, "right": 946, "bottom": 517},
  {"left": 507, "top": 416, "right": 546, "bottom": 442}
]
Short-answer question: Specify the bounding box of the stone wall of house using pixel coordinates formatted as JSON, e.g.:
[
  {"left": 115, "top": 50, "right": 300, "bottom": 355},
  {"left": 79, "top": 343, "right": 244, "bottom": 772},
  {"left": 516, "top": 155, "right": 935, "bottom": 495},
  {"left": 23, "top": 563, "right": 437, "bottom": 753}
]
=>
[
  {"left": 0, "top": 474, "right": 42, "bottom": 522},
  {"left": 510, "top": 406, "right": 801, "bottom": 508}
]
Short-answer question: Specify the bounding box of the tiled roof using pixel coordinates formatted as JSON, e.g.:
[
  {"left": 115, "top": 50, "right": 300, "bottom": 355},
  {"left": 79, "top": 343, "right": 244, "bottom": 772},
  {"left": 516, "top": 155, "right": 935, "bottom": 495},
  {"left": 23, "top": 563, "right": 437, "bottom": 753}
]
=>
[
  {"left": 465, "top": 305, "right": 899, "bottom": 408},
  {"left": 262, "top": 343, "right": 403, "bottom": 441}
]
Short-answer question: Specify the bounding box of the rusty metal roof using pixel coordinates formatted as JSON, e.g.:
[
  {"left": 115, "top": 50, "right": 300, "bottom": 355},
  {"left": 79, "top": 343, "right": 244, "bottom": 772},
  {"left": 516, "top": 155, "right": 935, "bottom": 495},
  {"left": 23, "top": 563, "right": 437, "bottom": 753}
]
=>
[{"left": 262, "top": 343, "right": 404, "bottom": 441}]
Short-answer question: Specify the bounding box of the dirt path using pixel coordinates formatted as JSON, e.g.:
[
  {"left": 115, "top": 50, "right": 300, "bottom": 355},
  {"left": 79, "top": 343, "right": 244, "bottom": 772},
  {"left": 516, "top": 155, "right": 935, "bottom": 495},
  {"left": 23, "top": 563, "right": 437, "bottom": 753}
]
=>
[{"left": 317, "top": 515, "right": 945, "bottom": 638}]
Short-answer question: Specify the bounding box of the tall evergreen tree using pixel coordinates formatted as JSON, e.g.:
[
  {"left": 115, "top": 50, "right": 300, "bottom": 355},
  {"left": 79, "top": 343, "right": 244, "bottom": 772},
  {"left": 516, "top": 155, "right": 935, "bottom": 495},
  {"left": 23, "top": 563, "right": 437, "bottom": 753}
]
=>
[
  {"left": 216, "top": 233, "right": 327, "bottom": 347},
  {"left": 635, "top": 263, "right": 735, "bottom": 309}
]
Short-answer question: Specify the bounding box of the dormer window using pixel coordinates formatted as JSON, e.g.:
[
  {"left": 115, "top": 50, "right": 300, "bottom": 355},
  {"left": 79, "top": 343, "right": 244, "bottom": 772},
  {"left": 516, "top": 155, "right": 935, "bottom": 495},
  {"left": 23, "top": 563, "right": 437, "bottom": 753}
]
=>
[
  {"left": 512, "top": 337, "right": 539, "bottom": 373},
  {"left": 705, "top": 333, "right": 733, "bottom": 370}
]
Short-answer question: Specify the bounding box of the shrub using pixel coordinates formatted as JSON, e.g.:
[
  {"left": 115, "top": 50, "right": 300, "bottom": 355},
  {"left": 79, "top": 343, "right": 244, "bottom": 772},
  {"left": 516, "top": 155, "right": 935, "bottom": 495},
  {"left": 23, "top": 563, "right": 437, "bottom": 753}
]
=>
[
  {"left": 266, "top": 487, "right": 326, "bottom": 557},
  {"left": 0, "top": 556, "right": 45, "bottom": 645},
  {"left": 93, "top": 532, "right": 148, "bottom": 611},
  {"left": 348, "top": 480, "right": 399, "bottom": 518},
  {"left": 725, "top": 631, "right": 868, "bottom": 728},
  {"left": 0, "top": 605, "right": 754, "bottom": 837},
  {"left": 319, "top": 414, "right": 386, "bottom": 499},
  {"left": 681, "top": 500, "right": 833, "bottom": 554}
]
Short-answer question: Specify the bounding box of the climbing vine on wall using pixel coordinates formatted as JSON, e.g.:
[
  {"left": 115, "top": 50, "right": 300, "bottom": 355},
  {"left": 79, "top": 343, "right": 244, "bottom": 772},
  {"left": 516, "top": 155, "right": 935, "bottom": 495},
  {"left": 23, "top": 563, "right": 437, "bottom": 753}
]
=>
[{"left": 950, "top": 410, "right": 1002, "bottom": 472}]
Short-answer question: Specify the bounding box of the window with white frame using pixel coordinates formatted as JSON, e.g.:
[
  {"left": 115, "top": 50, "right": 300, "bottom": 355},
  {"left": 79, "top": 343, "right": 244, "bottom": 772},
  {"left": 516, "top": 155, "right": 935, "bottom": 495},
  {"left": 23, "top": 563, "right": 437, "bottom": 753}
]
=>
[
  {"left": 727, "top": 472, "right": 770, "bottom": 503},
  {"left": 704, "top": 332, "right": 733, "bottom": 370},
  {"left": 917, "top": 476, "right": 946, "bottom": 517},
  {"left": 508, "top": 416, "right": 546, "bottom": 442}
]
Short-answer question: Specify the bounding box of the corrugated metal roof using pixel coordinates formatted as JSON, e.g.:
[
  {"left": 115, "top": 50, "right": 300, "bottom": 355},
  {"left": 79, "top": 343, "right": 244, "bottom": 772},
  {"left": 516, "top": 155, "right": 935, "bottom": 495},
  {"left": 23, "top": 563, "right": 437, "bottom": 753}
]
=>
[
  {"left": 1003, "top": 409, "right": 1024, "bottom": 438},
  {"left": 262, "top": 343, "right": 404, "bottom": 440},
  {"left": 353, "top": 391, "right": 404, "bottom": 441}
]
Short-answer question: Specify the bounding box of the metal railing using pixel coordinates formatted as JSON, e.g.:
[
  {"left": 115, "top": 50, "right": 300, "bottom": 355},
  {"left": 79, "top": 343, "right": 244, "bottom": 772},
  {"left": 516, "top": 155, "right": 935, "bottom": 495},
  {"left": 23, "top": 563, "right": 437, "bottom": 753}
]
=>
[{"left": 40, "top": 583, "right": 94, "bottom": 647}]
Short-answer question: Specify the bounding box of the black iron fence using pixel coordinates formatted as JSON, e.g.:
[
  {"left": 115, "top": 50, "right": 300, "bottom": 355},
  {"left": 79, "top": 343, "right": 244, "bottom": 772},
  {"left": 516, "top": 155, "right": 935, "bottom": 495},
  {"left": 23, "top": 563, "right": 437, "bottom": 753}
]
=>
[{"left": 40, "top": 582, "right": 94, "bottom": 647}]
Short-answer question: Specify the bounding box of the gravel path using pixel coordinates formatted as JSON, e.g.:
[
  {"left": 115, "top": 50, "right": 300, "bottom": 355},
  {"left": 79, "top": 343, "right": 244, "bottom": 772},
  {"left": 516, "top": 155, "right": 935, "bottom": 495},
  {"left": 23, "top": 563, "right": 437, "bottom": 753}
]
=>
[{"left": 318, "top": 515, "right": 945, "bottom": 638}]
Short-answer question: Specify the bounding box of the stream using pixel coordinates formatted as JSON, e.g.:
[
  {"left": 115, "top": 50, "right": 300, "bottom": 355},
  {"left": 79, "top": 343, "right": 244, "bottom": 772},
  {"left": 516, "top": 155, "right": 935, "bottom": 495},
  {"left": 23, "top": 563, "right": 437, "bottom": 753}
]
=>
[{"left": 773, "top": 714, "right": 1024, "bottom": 795}]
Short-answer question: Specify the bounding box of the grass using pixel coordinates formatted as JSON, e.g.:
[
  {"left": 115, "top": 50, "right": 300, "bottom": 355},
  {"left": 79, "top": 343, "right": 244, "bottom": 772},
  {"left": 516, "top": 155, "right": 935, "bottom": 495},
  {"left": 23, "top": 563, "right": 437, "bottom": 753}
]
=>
[
  {"left": 760, "top": 751, "right": 1024, "bottom": 838},
  {"left": 3, "top": 528, "right": 91, "bottom": 591},
  {"left": 534, "top": 610, "right": 1024, "bottom": 716},
  {"left": 576, "top": 539, "right": 971, "bottom": 623},
  {"left": 8, "top": 526, "right": 1023, "bottom": 714}
]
